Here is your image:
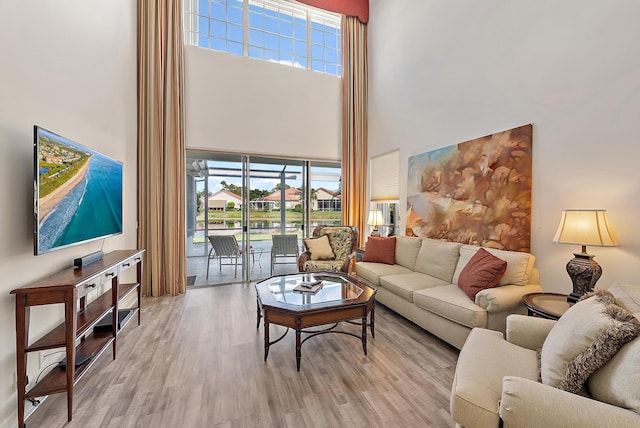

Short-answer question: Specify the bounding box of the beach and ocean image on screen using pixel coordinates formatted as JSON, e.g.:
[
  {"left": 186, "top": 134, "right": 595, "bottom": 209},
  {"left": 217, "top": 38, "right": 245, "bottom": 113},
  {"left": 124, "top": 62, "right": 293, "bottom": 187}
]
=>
[{"left": 36, "top": 129, "right": 123, "bottom": 253}]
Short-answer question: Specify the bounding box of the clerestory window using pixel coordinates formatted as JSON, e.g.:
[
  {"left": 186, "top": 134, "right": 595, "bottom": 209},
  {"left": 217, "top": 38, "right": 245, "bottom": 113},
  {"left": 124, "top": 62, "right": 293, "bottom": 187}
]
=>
[{"left": 184, "top": 0, "right": 342, "bottom": 76}]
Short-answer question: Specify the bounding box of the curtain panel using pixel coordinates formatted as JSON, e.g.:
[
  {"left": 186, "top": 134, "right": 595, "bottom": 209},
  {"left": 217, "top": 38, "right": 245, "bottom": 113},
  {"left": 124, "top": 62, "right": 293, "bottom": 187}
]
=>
[
  {"left": 137, "top": 0, "right": 187, "bottom": 297},
  {"left": 341, "top": 16, "right": 368, "bottom": 248},
  {"left": 295, "top": 0, "right": 369, "bottom": 23}
]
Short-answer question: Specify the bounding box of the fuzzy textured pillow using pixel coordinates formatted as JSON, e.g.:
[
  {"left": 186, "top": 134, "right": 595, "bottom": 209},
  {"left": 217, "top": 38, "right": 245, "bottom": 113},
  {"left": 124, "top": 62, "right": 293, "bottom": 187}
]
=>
[
  {"left": 303, "top": 235, "right": 335, "bottom": 261},
  {"left": 540, "top": 289, "right": 640, "bottom": 394},
  {"left": 457, "top": 248, "right": 507, "bottom": 300},
  {"left": 362, "top": 236, "right": 396, "bottom": 265}
]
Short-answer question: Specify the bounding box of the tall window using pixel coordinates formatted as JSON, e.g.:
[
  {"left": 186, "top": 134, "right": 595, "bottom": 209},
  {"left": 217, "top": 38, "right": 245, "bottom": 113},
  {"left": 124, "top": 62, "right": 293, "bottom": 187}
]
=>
[{"left": 184, "top": 0, "right": 342, "bottom": 76}]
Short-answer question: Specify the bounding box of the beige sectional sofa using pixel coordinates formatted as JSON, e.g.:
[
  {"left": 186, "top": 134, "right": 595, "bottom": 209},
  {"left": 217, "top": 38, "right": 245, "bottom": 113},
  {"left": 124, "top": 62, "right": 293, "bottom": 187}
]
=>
[{"left": 354, "top": 236, "right": 543, "bottom": 349}]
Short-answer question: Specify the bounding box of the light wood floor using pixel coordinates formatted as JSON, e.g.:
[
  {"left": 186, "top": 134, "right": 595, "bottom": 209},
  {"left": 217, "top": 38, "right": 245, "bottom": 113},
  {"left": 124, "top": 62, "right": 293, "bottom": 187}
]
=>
[{"left": 26, "top": 283, "right": 459, "bottom": 427}]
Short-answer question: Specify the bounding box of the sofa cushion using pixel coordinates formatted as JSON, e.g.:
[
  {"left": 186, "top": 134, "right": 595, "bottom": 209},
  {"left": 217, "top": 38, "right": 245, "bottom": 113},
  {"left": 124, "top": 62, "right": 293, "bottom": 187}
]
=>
[
  {"left": 303, "top": 235, "right": 334, "bottom": 261},
  {"left": 450, "top": 327, "right": 540, "bottom": 428},
  {"left": 540, "top": 290, "right": 640, "bottom": 393},
  {"left": 413, "top": 238, "right": 461, "bottom": 282},
  {"left": 414, "top": 284, "right": 488, "bottom": 328},
  {"left": 453, "top": 245, "right": 534, "bottom": 286},
  {"left": 394, "top": 236, "right": 422, "bottom": 270},
  {"left": 607, "top": 282, "right": 640, "bottom": 313},
  {"left": 362, "top": 236, "right": 396, "bottom": 264},
  {"left": 458, "top": 248, "right": 507, "bottom": 300},
  {"left": 380, "top": 272, "right": 449, "bottom": 303},
  {"left": 355, "top": 262, "right": 412, "bottom": 287}
]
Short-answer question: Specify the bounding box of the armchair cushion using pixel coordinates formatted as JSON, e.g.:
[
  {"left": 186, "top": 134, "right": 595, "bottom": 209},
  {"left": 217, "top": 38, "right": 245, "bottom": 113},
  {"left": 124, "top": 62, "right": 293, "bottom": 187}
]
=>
[
  {"left": 500, "top": 376, "right": 640, "bottom": 428},
  {"left": 540, "top": 289, "right": 640, "bottom": 393},
  {"left": 450, "top": 327, "right": 539, "bottom": 428},
  {"left": 303, "top": 235, "right": 334, "bottom": 261},
  {"left": 322, "top": 226, "right": 355, "bottom": 260},
  {"left": 302, "top": 259, "right": 347, "bottom": 273}
]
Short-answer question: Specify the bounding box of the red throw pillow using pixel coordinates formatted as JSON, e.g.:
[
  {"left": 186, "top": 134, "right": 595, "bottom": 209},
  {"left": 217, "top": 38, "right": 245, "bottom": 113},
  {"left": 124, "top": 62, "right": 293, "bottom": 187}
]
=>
[
  {"left": 362, "top": 236, "right": 396, "bottom": 265},
  {"left": 458, "top": 247, "right": 507, "bottom": 300}
]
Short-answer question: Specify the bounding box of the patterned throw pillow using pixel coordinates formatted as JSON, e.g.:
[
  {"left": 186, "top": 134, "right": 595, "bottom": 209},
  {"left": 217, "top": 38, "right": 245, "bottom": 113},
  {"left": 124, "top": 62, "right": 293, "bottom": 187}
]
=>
[{"left": 540, "top": 289, "right": 640, "bottom": 394}]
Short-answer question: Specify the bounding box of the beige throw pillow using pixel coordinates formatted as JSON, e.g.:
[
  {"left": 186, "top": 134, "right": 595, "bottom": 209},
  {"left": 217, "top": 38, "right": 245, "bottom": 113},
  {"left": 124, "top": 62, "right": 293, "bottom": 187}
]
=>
[
  {"left": 540, "top": 289, "right": 640, "bottom": 394},
  {"left": 303, "top": 235, "right": 335, "bottom": 261}
]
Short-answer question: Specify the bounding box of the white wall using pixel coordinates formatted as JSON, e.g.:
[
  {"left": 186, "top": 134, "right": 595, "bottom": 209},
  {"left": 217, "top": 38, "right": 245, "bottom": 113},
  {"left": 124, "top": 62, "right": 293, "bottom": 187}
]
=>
[
  {"left": 0, "top": 1, "right": 137, "bottom": 427},
  {"left": 368, "top": 0, "right": 640, "bottom": 293},
  {"left": 185, "top": 46, "right": 342, "bottom": 159}
]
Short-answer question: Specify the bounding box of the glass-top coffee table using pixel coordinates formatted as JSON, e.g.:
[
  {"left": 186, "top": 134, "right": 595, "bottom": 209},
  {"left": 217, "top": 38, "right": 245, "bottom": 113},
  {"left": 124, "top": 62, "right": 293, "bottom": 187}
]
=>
[{"left": 255, "top": 272, "right": 376, "bottom": 371}]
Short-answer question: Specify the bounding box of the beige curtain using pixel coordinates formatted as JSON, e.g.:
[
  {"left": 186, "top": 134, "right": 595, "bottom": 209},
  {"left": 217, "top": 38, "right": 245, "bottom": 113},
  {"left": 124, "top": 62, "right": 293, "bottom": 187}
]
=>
[
  {"left": 137, "top": 0, "right": 187, "bottom": 297},
  {"left": 341, "top": 16, "right": 368, "bottom": 248}
]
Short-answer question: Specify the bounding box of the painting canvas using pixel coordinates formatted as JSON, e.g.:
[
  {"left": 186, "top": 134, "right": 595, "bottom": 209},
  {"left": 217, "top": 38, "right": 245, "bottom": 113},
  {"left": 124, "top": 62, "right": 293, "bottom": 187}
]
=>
[{"left": 406, "top": 124, "right": 532, "bottom": 252}]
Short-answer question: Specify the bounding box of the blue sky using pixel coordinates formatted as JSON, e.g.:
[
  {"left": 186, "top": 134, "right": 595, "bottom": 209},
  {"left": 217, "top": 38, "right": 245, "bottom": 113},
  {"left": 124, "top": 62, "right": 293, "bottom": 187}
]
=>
[{"left": 196, "top": 0, "right": 341, "bottom": 75}]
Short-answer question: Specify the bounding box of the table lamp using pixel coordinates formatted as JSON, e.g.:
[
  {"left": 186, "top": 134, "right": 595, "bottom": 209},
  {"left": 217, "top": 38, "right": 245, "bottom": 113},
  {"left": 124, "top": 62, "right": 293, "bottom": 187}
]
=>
[
  {"left": 367, "top": 209, "right": 385, "bottom": 237},
  {"left": 553, "top": 209, "right": 619, "bottom": 303}
]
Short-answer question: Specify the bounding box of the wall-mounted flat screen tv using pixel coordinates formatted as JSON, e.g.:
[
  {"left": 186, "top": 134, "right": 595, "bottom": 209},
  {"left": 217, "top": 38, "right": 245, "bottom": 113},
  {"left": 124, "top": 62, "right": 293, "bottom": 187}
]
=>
[{"left": 34, "top": 126, "right": 123, "bottom": 255}]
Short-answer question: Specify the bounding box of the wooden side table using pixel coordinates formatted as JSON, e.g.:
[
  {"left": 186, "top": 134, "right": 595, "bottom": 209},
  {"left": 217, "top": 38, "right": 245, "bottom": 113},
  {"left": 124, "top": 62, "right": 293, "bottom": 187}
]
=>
[{"left": 522, "top": 292, "right": 572, "bottom": 321}]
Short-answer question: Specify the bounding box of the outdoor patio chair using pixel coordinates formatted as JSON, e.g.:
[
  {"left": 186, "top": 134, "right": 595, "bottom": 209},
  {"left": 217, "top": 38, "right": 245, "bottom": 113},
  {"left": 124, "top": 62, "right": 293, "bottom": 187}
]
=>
[
  {"left": 206, "top": 235, "right": 241, "bottom": 278},
  {"left": 270, "top": 234, "right": 300, "bottom": 275}
]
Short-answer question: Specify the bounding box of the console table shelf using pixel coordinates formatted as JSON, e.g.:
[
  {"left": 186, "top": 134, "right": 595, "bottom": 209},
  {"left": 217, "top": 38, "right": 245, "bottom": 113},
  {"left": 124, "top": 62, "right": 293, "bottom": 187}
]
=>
[
  {"left": 11, "top": 249, "right": 144, "bottom": 427},
  {"left": 25, "top": 331, "right": 113, "bottom": 399}
]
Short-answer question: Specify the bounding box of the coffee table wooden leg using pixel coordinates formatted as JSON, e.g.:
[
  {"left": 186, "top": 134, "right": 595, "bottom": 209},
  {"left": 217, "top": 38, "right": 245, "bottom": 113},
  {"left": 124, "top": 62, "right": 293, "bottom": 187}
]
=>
[
  {"left": 264, "top": 318, "right": 270, "bottom": 361},
  {"left": 295, "top": 319, "right": 302, "bottom": 371},
  {"left": 370, "top": 305, "right": 375, "bottom": 338},
  {"left": 256, "top": 300, "right": 262, "bottom": 329},
  {"left": 361, "top": 312, "right": 368, "bottom": 355}
]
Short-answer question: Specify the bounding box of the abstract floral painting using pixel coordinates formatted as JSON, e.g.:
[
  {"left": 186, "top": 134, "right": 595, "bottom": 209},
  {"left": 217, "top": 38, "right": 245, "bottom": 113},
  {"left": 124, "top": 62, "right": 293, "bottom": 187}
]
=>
[{"left": 406, "top": 124, "right": 532, "bottom": 252}]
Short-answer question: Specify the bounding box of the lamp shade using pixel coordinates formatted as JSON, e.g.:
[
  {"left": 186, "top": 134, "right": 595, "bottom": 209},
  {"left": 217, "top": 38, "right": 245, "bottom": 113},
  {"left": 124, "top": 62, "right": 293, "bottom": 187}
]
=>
[
  {"left": 367, "top": 209, "right": 385, "bottom": 227},
  {"left": 553, "top": 209, "right": 619, "bottom": 247}
]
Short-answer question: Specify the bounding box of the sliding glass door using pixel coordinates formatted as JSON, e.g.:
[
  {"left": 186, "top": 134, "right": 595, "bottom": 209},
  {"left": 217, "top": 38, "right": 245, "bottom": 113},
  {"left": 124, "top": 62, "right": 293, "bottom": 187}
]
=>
[{"left": 186, "top": 151, "right": 342, "bottom": 286}]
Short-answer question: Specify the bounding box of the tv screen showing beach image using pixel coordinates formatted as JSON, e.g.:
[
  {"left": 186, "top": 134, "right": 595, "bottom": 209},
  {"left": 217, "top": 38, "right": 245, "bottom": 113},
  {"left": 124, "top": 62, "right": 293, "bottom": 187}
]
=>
[{"left": 34, "top": 126, "right": 123, "bottom": 254}]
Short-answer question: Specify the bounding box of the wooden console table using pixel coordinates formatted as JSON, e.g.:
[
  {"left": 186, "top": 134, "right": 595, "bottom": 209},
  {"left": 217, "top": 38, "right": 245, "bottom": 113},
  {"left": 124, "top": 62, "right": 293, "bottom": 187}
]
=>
[{"left": 11, "top": 249, "right": 144, "bottom": 427}]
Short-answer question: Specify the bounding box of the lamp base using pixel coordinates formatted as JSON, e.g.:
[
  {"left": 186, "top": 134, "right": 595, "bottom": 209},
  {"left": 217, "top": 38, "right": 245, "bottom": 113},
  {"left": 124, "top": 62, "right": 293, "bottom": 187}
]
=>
[
  {"left": 565, "top": 252, "right": 602, "bottom": 303},
  {"left": 370, "top": 230, "right": 380, "bottom": 238}
]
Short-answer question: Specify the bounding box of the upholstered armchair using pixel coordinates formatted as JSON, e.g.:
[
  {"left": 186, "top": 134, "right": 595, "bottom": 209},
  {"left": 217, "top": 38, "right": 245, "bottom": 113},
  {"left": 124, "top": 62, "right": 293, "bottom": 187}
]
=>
[{"left": 298, "top": 225, "right": 359, "bottom": 273}]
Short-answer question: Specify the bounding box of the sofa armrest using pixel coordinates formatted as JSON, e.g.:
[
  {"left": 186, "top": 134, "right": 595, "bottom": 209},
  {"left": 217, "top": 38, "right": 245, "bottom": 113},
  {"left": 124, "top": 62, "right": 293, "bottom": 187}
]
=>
[
  {"left": 500, "top": 377, "right": 640, "bottom": 428},
  {"left": 505, "top": 314, "right": 556, "bottom": 350},
  {"left": 475, "top": 284, "right": 543, "bottom": 313}
]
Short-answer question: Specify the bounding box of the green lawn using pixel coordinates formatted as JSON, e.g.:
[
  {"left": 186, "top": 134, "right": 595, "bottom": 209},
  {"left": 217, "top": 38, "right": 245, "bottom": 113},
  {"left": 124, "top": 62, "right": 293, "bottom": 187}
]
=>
[
  {"left": 197, "top": 209, "right": 341, "bottom": 222},
  {"left": 192, "top": 209, "right": 341, "bottom": 243}
]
